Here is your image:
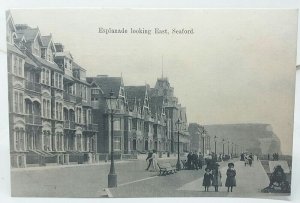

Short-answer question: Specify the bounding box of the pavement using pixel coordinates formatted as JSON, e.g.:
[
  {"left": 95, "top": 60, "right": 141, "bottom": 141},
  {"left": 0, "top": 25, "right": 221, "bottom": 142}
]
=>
[{"left": 10, "top": 157, "right": 290, "bottom": 199}]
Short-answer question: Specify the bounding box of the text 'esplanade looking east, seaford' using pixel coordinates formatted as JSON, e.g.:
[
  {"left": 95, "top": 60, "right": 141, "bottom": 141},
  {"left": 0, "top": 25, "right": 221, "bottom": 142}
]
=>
[{"left": 98, "top": 27, "right": 194, "bottom": 35}]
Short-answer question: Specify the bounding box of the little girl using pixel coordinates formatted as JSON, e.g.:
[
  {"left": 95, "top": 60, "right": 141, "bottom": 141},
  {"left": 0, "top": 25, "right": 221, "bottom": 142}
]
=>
[
  {"left": 203, "top": 168, "right": 212, "bottom": 192},
  {"left": 212, "top": 163, "right": 222, "bottom": 192},
  {"left": 225, "top": 162, "right": 236, "bottom": 192}
]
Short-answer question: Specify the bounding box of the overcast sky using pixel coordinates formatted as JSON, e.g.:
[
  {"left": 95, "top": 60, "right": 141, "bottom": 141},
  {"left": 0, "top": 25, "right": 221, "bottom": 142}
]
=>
[{"left": 11, "top": 9, "right": 297, "bottom": 155}]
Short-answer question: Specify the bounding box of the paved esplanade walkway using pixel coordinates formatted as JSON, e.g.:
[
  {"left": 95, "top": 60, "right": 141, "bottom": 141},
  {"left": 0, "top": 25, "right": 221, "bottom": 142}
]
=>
[{"left": 178, "top": 159, "right": 270, "bottom": 195}]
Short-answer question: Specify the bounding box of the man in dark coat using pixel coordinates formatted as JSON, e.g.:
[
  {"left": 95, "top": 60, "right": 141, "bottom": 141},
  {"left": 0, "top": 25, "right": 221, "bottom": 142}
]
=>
[
  {"left": 145, "top": 150, "right": 153, "bottom": 171},
  {"left": 192, "top": 152, "right": 199, "bottom": 170},
  {"left": 187, "top": 152, "right": 192, "bottom": 170}
]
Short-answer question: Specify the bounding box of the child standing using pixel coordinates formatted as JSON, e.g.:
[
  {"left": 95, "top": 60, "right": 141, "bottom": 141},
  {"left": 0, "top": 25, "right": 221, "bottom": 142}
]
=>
[
  {"left": 225, "top": 162, "right": 236, "bottom": 192},
  {"left": 203, "top": 168, "right": 212, "bottom": 192},
  {"left": 212, "top": 163, "right": 222, "bottom": 192}
]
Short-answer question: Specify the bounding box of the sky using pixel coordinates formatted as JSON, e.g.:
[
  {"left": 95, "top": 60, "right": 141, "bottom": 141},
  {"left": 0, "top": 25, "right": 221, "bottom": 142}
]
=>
[{"left": 10, "top": 9, "right": 297, "bottom": 155}]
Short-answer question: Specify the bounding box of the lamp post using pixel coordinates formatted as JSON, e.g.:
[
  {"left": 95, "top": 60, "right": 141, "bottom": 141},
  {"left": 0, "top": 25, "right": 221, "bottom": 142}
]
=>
[
  {"left": 202, "top": 129, "right": 206, "bottom": 155},
  {"left": 231, "top": 142, "right": 234, "bottom": 155},
  {"left": 107, "top": 90, "right": 117, "bottom": 188},
  {"left": 176, "top": 119, "right": 181, "bottom": 171},
  {"left": 214, "top": 135, "right": 217, "bottom": 154},
  {"left": 222, "top": 138, "right": 225, "bottom": 155},
  {"left": 227, "top": 140, "right": 230, "bottom": 155}
]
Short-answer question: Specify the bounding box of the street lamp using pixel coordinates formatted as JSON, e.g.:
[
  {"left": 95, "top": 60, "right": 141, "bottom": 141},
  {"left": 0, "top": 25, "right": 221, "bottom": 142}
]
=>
[
  {"left": 106, "top": 90, "right": 118, "bottom": 188},
  {"left": 222, "top": 138, "right": 225, "bottom": 155},
  {"left": 227, "top": 140, "right": 230, "bottom": 155},
  {"left": 214, "top": 135, "right": 217, "bottom": 154},
  {"left": 231, "top": 142, "right": 234, "bottom": 155},
  {"left": 176, "top": 118, "right": 181, "bottom": 171},
  {"left": 202, "top": 129, "right": 206, "bottom": 155}
]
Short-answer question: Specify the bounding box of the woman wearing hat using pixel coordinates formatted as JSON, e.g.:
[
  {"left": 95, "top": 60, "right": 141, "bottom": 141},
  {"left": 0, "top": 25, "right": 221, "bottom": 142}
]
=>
[
  {"left": 212, "top": 163, "right": 222, "bottom": 192},
  {"left": 202, "top": 168, "right": 213, "bottom": 192},
  {"left": 225, "top": 162, "right": 236, "bottom": 192}
]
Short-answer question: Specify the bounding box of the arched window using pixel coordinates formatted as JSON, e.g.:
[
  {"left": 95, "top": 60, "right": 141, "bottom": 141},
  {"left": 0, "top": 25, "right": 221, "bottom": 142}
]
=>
[{"left": 45, "top": 69, "right": 50, "bottom": 85}]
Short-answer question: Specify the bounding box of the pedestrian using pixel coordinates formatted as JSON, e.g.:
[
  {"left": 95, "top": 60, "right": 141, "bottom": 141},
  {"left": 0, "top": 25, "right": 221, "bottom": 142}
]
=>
[
  {"left": 187, "top": 152, "right": 192, "bottom": 170},
  {"left": 192, "top": 152, "right": 198, "bottom": 170},
  {"left": 225, "top": 162, "right": 236, "bottom": 192},
  {"left": 145, "top": 150, "right": 153, "bottom": 171},
  {"left": 151, "top": 150, "right": 158, "bottom": 171},
  {"left": 203, "top": 168, "right": 212, "bottom": 192},
  {"left": 198, "top": 152, "right": 203, "bottom": 169},
  {"left": 212, "top": 163, "right": 222, "bottom": 192}
]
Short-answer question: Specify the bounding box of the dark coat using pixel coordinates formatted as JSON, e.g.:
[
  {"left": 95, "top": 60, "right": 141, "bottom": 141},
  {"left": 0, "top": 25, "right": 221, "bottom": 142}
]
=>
[
  {"left": 203, "top": 173, "right": 213, "bottom": 186},
  {"left": 225, "top": 168, "right": 236, "bottom": 187}
]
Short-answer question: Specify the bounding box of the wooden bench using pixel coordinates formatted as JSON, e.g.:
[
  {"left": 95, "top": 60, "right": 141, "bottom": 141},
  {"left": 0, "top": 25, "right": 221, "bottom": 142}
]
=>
[{"left": 158, "top": 163, "right": 177, "bottom": 176}]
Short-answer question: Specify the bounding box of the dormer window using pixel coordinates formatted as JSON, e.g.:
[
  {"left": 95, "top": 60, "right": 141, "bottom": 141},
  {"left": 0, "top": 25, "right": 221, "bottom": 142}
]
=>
[{"left": 33, "top": 39, "right": 40, "bottom": 56}]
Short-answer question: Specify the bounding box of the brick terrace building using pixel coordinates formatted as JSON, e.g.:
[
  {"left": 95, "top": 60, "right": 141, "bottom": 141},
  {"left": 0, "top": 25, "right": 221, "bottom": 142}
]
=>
[{"left": 7, "top": 11, "right": 190, "bottom": 168}]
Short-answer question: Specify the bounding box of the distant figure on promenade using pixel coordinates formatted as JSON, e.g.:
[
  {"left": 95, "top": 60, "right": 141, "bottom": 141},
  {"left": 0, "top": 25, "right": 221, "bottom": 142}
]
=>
[
  {"left": 225, "top": 162, "right": 236, "bottom": 192},
  {"left": 151, "top": 150, "right": 158, "bottom": 171},
  {"left": 198, "top": 152, "right": 203, "bottom": 169},
  {"left": 192, "top": 152, "right": 199, "bottom": 170},
  {"left": 202, "top": 168, "right": 213, "bottom": 192},
  {"left": 212, "top": 163, "right": 222, "bottom": 192},
  {"left": 187, "top": 152, "right": 192, "bottom": 170},
  {"left": 145, "top": 150, "right": 153, "bottom": 171}
]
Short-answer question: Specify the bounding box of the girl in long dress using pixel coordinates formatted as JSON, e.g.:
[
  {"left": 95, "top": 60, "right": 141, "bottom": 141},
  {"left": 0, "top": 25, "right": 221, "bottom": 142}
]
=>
[
  {"left": 212, "top": 164, "right": 222, "bottom": 192},
  {"left": 203, "top": 168, "right": 213, "bottom": 192},
  {"left": 225, "top": 162, "right": 236, "bottom": 192}
]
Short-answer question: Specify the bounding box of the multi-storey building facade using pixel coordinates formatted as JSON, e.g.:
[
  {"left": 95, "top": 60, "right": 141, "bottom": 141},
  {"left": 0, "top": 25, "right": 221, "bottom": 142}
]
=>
[
  {"left": 7, "top": 11, "right": 98, "bottom": 167},
  {"left": 151, "top": 77, "right": 190, "bottom": 154},
  {"left": 7, "top": 11, "right": 190, "bottom": 167}
]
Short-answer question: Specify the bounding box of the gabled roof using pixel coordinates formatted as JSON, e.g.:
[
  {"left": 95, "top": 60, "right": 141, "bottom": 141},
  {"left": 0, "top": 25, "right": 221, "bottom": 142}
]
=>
[
  {"left": 32, "top": 54, "right": 62, "bottom": 72},
  {"left": 125, "top": 85, "right": 151, "bottom": 110},
  {"left": 16, "top": 28, "right": 39, "bottom": 42},
  {"left": 41, "top": 35, "right": 52, "bottom": 47},
  {"left": 87, "top": 76, "right": 122, "bottom": 98},
  {"left": 149, "top": 96, "right": 164, "bottom": 116},
  {"left": 7, "top": 43, "right": 25, "bottom": 58},
  {"left": 55, "top": 51, "right": 73, "bottom": 60}
]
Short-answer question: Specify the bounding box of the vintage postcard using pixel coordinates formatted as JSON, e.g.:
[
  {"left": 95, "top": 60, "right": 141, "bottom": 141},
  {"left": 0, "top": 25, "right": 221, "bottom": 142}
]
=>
[{"left": 5, "top": 9, "right": 297, "bottom": 199}]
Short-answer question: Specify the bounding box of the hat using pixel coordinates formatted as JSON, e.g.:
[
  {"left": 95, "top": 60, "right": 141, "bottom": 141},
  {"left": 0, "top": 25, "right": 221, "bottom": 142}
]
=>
[
  {"left": 228, "top": 162, "right": 234, "bottom": 167},
  {"left": 205, "top": 167, "right": 211, "bottom": 172}
]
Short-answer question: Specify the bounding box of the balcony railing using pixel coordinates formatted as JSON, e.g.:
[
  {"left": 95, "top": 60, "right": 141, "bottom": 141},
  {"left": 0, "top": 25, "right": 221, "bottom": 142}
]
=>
[
  {"left": 25, "top": 115, "right": 42, "bottom": 125},
  {"left": 63, "top": 93, "right": 76, "bottom": 103},
  {"left": 25, "top": 81, "right": 41, "bottom": 93},
  {"left": 64, "top": 120, "right": 75, "bottom": 130}
]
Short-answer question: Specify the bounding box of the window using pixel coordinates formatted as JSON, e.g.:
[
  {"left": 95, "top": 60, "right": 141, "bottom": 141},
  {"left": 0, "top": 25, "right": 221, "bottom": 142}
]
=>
[
  {"left": 7, "top": 53, "right": 12, "bottom": 73},
  {"left": 92, "top": 89, "right": 99, "bottom": 94},
  {"left": 113, "top": 137, "right": 121, "bottom": 150},
  {"left": 47, "top": 100, "right": 50, "bottom": 118},
  {"left": 83, "top": 109, "right": 87, "bottom": 125},
  {"left": 41, "top": 69, "right": 45, "bottom": 84},
  {"left": 14, "top": 92, "right": 18, "bottom": 113},
  {"left": 114, "top": 118, "right": 121, "bottom": 130},
  {"left": 55, "top": 73, "right": 58, "bottom": 87},
  {"left": 19, "top": 93, "right": 23, "bottom": 113},
  {"left": 128, "top": 119, "right": 131, "bottom": 131},
  {"left": 59, "top": 103, "right": 62, "bottom": 120},
  {"left": 46, "top": 70, "right": 49, "bottom": 85},
  {"left": 56, "top": 102, "right": 59, "bottom": 119},
  {"left": 18, "top": 58, "right": 22, "bottom": 76},
  {"left": 58, "top": 74, "right": 62, "bottom": 89},
  {"left": 13, "top": 56, "right": 17, "bottom": 75},
  {"left": 43, "top": 99, "right": 46, "bottom": 117}
]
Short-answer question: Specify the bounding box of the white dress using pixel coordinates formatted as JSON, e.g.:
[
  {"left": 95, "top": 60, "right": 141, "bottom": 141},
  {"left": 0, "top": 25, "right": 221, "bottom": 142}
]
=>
[{"left": 151, "top": 153, "right": 158, "bottom": 171}]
